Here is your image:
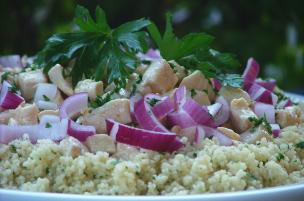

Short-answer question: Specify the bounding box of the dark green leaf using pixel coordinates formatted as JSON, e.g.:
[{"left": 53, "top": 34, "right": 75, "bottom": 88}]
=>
[
  {"left": 295, "top": 141, "right": 304, "bottom": 149},
  {"left": 45, "top": 122, "right": 52, "bottom": 128},
  {"left": 43, "top": 94, "right": 50, "bottom": 101},
  {"left": 276, "top": 153, "right": 285, "bottom": 161}
]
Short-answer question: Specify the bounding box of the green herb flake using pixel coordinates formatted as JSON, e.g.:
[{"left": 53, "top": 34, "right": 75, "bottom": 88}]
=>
[
  {"left": 147, "top": 98, "right": 160, "bottom": 107},
  {"left": 45, "top": 122, "right": 52, "bottom": 128},
  {"left": 1, "top": 72, "right": 11, "bottom": 81},
  {"left": 248, "top": 115, "right": 272, "bottom": 134},
  {"left": 295, "top": 141, "right": 304, "bottom": 149},
  {"left": 45, "top": 167, "right": 50, "bottom": 174},
  {"left": 43, "top": 94, "right": 51, "bottom": 101},
  {"left": 190, "top": 89, "right": 197, "bottom": 98},
  {"left": 8, "top": 83, "right": 19, "bottom": 94},
  {"left": 10, "top": 144, "right": 17, "bottom": 152},
  {"left": 276, "top": 153, "right": 285, "bottom": 161}
]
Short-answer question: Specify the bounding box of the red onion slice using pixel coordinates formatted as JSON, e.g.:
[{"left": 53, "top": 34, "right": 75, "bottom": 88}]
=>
[
  {"left": 277, "top": 98, "right": 293, "bottom": 109},
  {"left": 136, "top": 49, "right": 162, "bottom": 61},
  {"left": 253, "top": 102, "right": 275, "bottom": 124},
  {"left": 248, "top": 83, "right": 277, "bottom": 105},
  {"left": 213, "top": 79, "right": 222, "bottom": 91},
  {"left": 255, "top": 79, "right": 276, "bottom": 92},
  {"left": 242, "top": 58, "right": 260, "bottom": 90},
  {"left": 194, "top": 126, "right": 206, "bottom": 145},
  {"left": 106, "top": 119, "right": 183, "bottom": 152},
  {"left": 67, "top": 120, "right": 95, "bottom": 141},
  {"left": 207, "top": 103, "right": 222, "bottom": 117},
  {"left": 270, "top": 124, "right": 280, "bottom": 138},
  {"left": 213, "top": 96, "right": 230, "bottom": 126},
  {"left": 129, "top": 93, "right": 142, "bottom": 122},
  {"left": 0, "top": 81, "right": 24, "bottom": 109},
  {"left": 60, "top": 92, "right": 88, "bottom": 119},
  {"left": 174, "top": 86, "right": 187, "bottom": 108},
  {"left": 152, "top": 96, "right": 175, "bottom": 119},
  {"left": 134, "top": 95, "right": 169, "bottom": 132}
]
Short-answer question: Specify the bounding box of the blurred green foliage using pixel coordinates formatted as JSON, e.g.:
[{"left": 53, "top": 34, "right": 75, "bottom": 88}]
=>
[{"left": 0, "top": 0, "right": 303, "bottom": 92}]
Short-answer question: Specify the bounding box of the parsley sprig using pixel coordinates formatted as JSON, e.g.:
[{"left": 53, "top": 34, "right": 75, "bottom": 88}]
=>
[
  {"left": 148, "top": 13, "right": 242, "bottom": 87},
  {"left": 35, "top": 5, "right": 150, "bottom": 85}
]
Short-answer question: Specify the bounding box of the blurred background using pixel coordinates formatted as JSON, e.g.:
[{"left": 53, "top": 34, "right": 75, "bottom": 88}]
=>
[{"left": 0, "top": 0, "right": 303, "bottom": 93}]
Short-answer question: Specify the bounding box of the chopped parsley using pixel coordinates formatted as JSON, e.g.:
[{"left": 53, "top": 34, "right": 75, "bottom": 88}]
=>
[
  {"left": 43, "top": 94, "right": 50, "bottom": 101},
  {"left": 147, "top": 98, "right": 160, "bottom": 107},
  {"left": 10, "top": 144, "right": 17, "bottom": 152},
  {"left": 45, "top": 167, "right": 50, "bottom": 174},
  {"left": 248, "top": 116, "right": 272, "bottom": 134},
  {"left": 45, "top": 122, "right": 52, "bottom": 128},
  {"left": 1, "top": 72, "right": 11, "bottom": 81},
  {"left": 295, "top": 141, "right": 304, "bottom": 149},
  {"left": 276, "top": 153, "right": 285, "bottom": 161},
  {"left": 190, "top": 89, "right": 197, "bottom": 97},
  {"left": 8, "top": 83, "right": 19, "bottom": 94},
  {"left": 90, "top": 91, "right": 114, "bottom": 108}
]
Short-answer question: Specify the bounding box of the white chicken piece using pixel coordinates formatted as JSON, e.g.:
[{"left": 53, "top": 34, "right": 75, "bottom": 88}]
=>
[
  {"left": 240, "top": 126, "right": 272, "bottom": 144},
  {"left": 85, "top": 134, "right": 116, "bottom": 154},
  {"left": 114, "top": 143, "right": 139, "bottom": 160},
  {"left": 48, "top": 64, "right": 74, "bottom": 96},
  {"left": 17, "top": 69, "right": 47, "bottom": 100},
  {"left": 139, "top": 59, "right": 178, "bottom": 95},
  {"left": 13, "top": 104, "right": 39, "bottom": 125},
  {"left": 38, "top": 110, "right": 59, "bottom": 121},
  {"left": 217, "top": 127, "right": 240, "bottom": 141},
  {"left": 82, "top": 99, "right": 132, "bottom": 133},
  {"left": 168, "top": 60, "right": 187, "bottom": 82},
  {"left": 59, "top": 136, "right": 88, "bottom": 158},
  {"left": 219, "top": 86, "right": 251, "bottom": 105},
  {"left": 0, "top": 110, "right": 14, "bottom": 124},
  {"left": 230, "top": 98, "right": 257, "bottom": 133},
  {"left": 75, "top": 79, "right": 103, "bottom": 100},
  {"left": 190, "top": 89, "right": 210, "bottom": 106},
  {"left": 179, "top": 70, "right": 208, "bottom": 91},
  {"left": 276, "top": 106, "right": 302, "bottom": 128}
]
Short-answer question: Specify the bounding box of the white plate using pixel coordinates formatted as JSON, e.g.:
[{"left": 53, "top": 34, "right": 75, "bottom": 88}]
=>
[{"left": 1, "top": 93, "right": 304, "bottom": 201}]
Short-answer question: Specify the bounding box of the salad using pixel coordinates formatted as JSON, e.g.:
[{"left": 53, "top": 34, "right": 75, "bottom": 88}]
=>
[{"left": 0, "top": 5, "right": 304, "bottom": 195}]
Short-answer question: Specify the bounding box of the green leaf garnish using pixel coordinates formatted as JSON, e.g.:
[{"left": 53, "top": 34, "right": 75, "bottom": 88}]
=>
[
  {"left": 43, "top": 94, "right": 50, "bottom": 101},
  {"left": 45, "top": 122, "right": 52, "bottom": 128},
  {"left": 190, "top": 89, "right": 197, "bottom": 97},
  {"left": 276, "top": 153, "right": 285, "bottom": 161},
  {"left": 1, "top": 72, "right": 11, "bottom": 81},
  {"left": 147, "top": 98, "right": 160, "bottom": 107},
  {"left": 35, "top": 5, "right": 150, "bottom": 85},
  {"left": 248, "top": 115, "right": 272, "bottom": 134},
  {"left": 295, "top": 141, "right": 304, "bottom": 149},
  {"left": 8, "top": 83, "right": 19, "bottom": 94}
]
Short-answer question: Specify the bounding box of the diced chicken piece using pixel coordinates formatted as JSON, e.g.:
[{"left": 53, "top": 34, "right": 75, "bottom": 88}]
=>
[
  {"left": 75, "top": 79, "right": 103, "bottom": 100},
  {"left": 53, "top": 90, "right": 64, "bottom": 105},
  {"left": 190, "top": 89, "right": 210, "bottom": 106},
  {"left": 8, "top": 118, "right": 18, "bottom": 126},
  {"left": 59, "top": 136, "right": 88, "bottom": 158},
  {"left": 139, "top": 59, "right": 178, "bottom": 94},
  {"left": 276, "top": 106, "right": 302, "bottom": 128},
  {"left": 48, "top": 64, "right": 74, "bottom": 96},
  {"left": 240, "top": 126, "right": 272, "bottom": 144},
  {"left": 230, "top": 98, "right": 257, "bottom": 133},
  {"left": 168, "top": 60, "right": 187, "bottom": 82},
  {"left": 0, "top": 110, "right": 14, "bottom": 124},
  {"left": 13, "top": 104, "right": 39, "bottom": 125},
  {"left": 217, "top": 127, "right": 240, "bottom": 141},
  {"left": 219, "top": 86, "right": 251, "bottom": 105},
  {"left": 82, "top": 99, "right": 132, "bottom": 133},
  {"left": 18, "top": 69, "right": 47, "bottom": 100},
  {"left": 180, "top": 70, "right": 208, "bottom": 91},
  {"left": 114, "top": 143, "right": 139, "bottom": 160},
  {"left": 38, "top": 110, "right": 59, "bottom": 121},
  {"left": 85, "top": 134, "right": 116, "bottom": 154},
  {"left": 135, "top": 64, "right": 149, "bottom": 75}
]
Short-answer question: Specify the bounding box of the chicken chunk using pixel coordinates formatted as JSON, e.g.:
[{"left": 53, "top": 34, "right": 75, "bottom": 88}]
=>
[
  {"left": 75, "top": 79, "right": 103, "bottom": 100},
  {"left": 230, "top": 98, "right": 257, "bottom": 133},
  {"left": 168, "top": 60, "right": 187, "bottom": 82},
  {"left": 17, "top": 69, "right": 47, "bottom": 100},
  {"left": 0, "top": 110, "right": 14, "bottom": 124},
  {"left": 85, "top": 134, "right": 116, "bottom": 154},
  {"left": 190, "top": 89, "right": 210, "bottom": 106},
  {"left": 13, "top": 104, "right": 39, "bottom": 125},
  {"left": 240, "top": 126, "right": 272, "bottom": 144},
  {"left": 179, "top": 70, "right": 208, "bottom": 91},
  {"left": 139, "top": 59, "right": 178, "bottom": 95},
  {"left": 217, "top": 127, "right": 240, "bottom": 141},
  {"left": 59, "top": 136, "right": 88, "bottom": 158},
  {"left": 38, "top": 110, "right": 59, "bottom": 121},
  {"left": 219, "top": 86, "right": 251, "bottom": 105},
  {"left": 48, "top": 64, "right": 74, "bottom": 96},
  {"left": 276, "top": 106, "right": 302, "bottom": 128},
  {"left": 114, "top": 143, "right": 139, "bottom": 160},
  {"left": 82, "top": 99, "right": 132, "bottom": 133}
]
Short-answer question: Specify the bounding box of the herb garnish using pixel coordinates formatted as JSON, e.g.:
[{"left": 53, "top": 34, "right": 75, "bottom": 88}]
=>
[
  {"left": 190, "top": 89, "right": 197, "bottom": 97},
  {"left": 8, "top": 83, "right": 19, "bottom": 94},
  {"left": 276, "top": 153, "right": 285, "bottom": 161},
  {"left": 148, "top": 13, "right": 241, "bottom": 87},
  {"left": 45, "top": 122, "right": 52, "bottom": 128},
  {"left": 248, "top": 116, "right": 272, "bottom": 134},
  {"left": 35, "top": 5, "right": 150, "bottom": 85},
  {"left": 1, "top": 72, "right": 11, "bottom": 81},
  {"left": 147, "top": 98, "right": 160, "bottom": 107},
  {"left": 43, "top": 94, "right": 50, "bottom": 101},
  {"left": 295, "top": 141, "right": 304, "bottom": 149}
]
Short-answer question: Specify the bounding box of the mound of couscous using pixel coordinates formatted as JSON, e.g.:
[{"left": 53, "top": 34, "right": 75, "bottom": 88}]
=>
[{"left": 1, "top": 124, "right": 304, "bottom": 195}]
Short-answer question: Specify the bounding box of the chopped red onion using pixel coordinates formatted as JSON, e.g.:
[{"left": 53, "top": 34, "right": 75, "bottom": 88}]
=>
[
  {"left": 248, "top": 83, "right": 277, "bottom": 105},
  {"left": 213, "top": 79, "right": 222, "bottom": 91},
  {"left": 60, "top": 93, "right": 88, "bottom": 119},
  {"left": 106, "top": 119, "right": 183, "bottom": 152},
  {"left": 137, "top": 49, "right": 162, "bottom": 61},
  {"left": 152, "top": 96, "right": 175, "bottom": 119},
  {"left": 129, "top": 93, "right": 142, "bottom": 122},
  {"left": 255, "top": 79, "right": 276, "bottom": 92},
  {"left": 242, "top": 58, "right": 260, "bottom": 90},
  {"left": 0, "top": 81, "right": 24, "bottom": 109},
  {"left": 270, "top": 124, "right": 280, "bottom": 138},
  {"left": 253, "top": 102, "right": 275, "bottom": 124},
  {"left": 134, "top": 95, "right": 169, "bottom": 132},
  {"left": 207, "top": 103, "right": 222, "bottom": 117},
  {"left": 213, "top": 96, "right": 230, "bottom": 126},
  {"left": 277, "top": 98, "right": 293, "bottom": 109},
  {"left": 174, "top": 86, "right": 187, "bottom": 109},
  {"left": 194, "top": 126, "right": 206, "bottom": 145},
  {"left": 67, "top": 120, "right": 95, "bottom": 141}
]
